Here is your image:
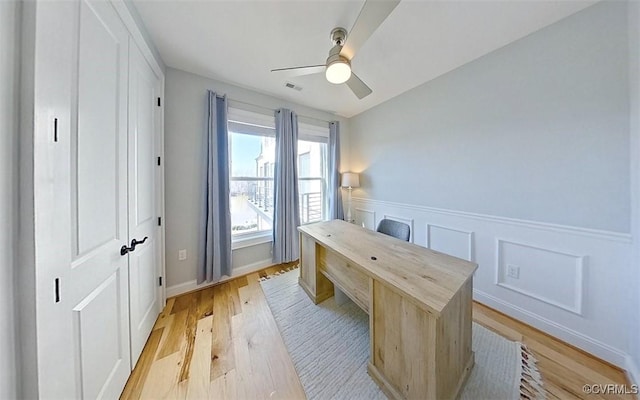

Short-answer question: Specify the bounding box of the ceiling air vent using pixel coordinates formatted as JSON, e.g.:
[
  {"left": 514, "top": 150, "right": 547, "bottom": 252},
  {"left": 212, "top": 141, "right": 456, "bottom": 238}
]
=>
[{"left": 285, "top": 82, "right": 303, "bottom": 91}]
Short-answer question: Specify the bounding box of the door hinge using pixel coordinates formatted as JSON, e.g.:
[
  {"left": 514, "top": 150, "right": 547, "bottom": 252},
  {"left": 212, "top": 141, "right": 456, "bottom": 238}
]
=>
[
  {"left": 157, "top": 217, "right": 162, "bottom": 226},
  {"left": 157, "top": 97, "right": 161, "bottom": 107},
  {"left": 55, "top": 278, "right": 60, "bottom": 303},
  {"left": 157, "top": 156, "right": 161, "bottom": 166},
  {"left": 158, "top": 276, "right": 163, "bottom": 287},
  {"left": 53, "top": 118, "right": 59, "bottom": 142}
]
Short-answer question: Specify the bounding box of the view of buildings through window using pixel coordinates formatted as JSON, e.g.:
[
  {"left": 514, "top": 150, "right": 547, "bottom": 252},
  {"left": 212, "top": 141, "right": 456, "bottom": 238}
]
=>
[{"left": 229, "top": 126, "right": 327, "bottom": 238}]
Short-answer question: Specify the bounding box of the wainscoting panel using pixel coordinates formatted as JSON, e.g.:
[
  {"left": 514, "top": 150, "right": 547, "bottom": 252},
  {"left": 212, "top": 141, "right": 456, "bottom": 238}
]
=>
[
  {"left": 496, "top": 239, "right": 584, "bottom": 315},
  {"left": 426, "top": 224, "right": 474, "bottom": 261},
  {"left": 350, "top": 196, "right": 633, "bottom": 367},
  {"left": 354, "top": 208, "right": 376, "bottom": 230}
]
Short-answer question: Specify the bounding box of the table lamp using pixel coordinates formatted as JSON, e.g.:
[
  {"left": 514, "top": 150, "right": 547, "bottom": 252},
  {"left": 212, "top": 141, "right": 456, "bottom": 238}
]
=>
[{"left": 341, "top": 172, "right": 360, "bottom": 223}]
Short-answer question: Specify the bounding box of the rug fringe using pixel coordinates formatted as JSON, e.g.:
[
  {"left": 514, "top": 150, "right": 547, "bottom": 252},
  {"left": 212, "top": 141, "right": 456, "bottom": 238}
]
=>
[
  {"left": 518, "top": 343, "right": 546, "bottom": 400},
  {"left": 258, "top": 264, "right": 299, "bottom": 282}
]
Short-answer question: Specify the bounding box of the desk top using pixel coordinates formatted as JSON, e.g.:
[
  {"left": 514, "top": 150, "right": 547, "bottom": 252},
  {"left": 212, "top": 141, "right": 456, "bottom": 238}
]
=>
[{"left": 298, "top": 219, "right": 477, "bottom": 316}]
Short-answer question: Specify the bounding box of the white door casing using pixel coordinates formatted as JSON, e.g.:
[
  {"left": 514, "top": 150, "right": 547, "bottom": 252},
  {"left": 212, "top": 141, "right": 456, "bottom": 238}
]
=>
[{"left": 127, "top": 39, "right": 162, "bottom": 366}]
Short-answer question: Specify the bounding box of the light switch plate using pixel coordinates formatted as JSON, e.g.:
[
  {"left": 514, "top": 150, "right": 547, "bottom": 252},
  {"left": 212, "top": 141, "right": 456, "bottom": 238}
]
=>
[{"left": 178, "top": 249, "right": 187, "bottom": 261}]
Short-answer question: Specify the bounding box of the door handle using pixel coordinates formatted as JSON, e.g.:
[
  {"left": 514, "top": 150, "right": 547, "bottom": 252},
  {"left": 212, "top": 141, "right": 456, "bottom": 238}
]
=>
[
  {"left": 130, "top": 236, "right": 148, "bottom": 251},
  {"left": 120, "top": 236, "right": 149, "bottom": 256}
]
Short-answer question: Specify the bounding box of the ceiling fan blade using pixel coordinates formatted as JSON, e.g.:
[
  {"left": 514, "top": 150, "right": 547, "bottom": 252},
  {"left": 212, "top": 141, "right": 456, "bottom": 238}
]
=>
[
  {"left": 340, "top": 0, "right": 400, "bottom": 60},
  {"left": 346, "top": 72, "right": 373, "bottom": 99},
  {"left": 270, "top": 64, "right": 325, "bottom": 77}
]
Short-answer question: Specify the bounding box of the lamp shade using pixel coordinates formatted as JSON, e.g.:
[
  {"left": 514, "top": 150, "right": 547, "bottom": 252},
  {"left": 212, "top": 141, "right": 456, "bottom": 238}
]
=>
[{"left": 341, "top": 172, "right": 360, "bottom": 188}]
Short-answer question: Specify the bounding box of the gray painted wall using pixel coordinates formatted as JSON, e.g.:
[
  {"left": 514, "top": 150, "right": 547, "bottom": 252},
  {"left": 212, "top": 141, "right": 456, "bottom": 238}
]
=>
[
  {"left": 0, "top": 1, "right": 21, "bottom": 397},
  {"left": 349, "top": 1, "right": 630, "bottom": 233},
  {"left": 164, "top": 68, "right": 349, "bottom": 287}
]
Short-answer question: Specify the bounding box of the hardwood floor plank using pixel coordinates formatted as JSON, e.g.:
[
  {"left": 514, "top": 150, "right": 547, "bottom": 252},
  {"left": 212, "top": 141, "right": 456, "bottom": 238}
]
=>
[
  {"left": 524, "top": 336, "right": 625, "bottom": 388},
  {"left": 237, "top": 277, "right": 278, "bottom": 398},
  {"left": 157, "top": 309, "right": 188, "bottom": 359},
  {"left": 235, "top": 275, "right": 248, "bottom": 288},
  {"left": 210, "top": 282, "right": 235, "bottom": 380},
  {"left": 210, "top": 367, "right": 239, "bottom": 399},
  {"left": 120, "top": 327, "right": 164, "bottom": 400},
  {"left": 171, "top": 292, "right": 193, "bottom": 315},
  {"left": 238, "top": 273, "right": 306, "bottom": 399},
  {"left": 228, "top": 278, "right": 242, "bottom": 316},
  {"left": 196, "top": 286, "right": 215, "bottom": 320},
  {"left": 230, "top": 313, "right": 257, "bottom": 400},
  {"left": 153, "top": 298, "right": 175, "bottom": 331},
  {"left": 178, "top": 291, "right": 201, "bottom": 382},
  {"left": 185, "top": 315, "right": 213, "bottom": 399},
  {"left": 139, "top": 352, "right": 182, "bottom": 399}
]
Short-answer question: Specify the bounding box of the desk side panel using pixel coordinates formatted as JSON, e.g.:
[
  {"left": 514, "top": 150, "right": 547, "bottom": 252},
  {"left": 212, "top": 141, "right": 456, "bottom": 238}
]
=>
[
  {"left": 370, "top": 280, "right": 437, "bottom": 400},
  {"left": 436, "top": 278, "right": 474, "bottom": 400}
]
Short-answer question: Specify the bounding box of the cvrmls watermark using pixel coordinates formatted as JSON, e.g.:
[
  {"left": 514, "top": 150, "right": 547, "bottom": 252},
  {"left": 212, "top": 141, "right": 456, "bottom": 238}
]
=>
[{"left": 582, "top": 384, "right": 638, "bottom": 395}]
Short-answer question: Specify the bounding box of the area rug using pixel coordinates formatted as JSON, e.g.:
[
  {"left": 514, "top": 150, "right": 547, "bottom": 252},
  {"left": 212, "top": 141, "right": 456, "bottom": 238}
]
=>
[{"left": 260, "top": 268, "right": 545, "bottom": 400}]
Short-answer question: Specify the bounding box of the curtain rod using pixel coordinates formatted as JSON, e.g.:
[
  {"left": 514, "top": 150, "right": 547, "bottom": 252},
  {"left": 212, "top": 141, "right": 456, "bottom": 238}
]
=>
[{"left": 225, "top": 97, "right": 336, "bottom": 126}]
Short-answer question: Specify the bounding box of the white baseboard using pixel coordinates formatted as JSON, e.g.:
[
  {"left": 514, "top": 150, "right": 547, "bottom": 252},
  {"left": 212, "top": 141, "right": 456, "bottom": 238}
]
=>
[
  {"left": 626, "top": 354, "right": 640, "bottom": 386},
  {"left": 474, "top": 289, "right": 628, "bottom": 367},
  {"left": 166, "top": 258, "right": 273, "bottom": 298}
]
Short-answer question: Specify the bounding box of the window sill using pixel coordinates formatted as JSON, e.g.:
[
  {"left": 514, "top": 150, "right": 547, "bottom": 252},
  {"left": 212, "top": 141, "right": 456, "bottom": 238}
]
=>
[{"left": 232, "top": 232, "right": 272, "bottom": 250}]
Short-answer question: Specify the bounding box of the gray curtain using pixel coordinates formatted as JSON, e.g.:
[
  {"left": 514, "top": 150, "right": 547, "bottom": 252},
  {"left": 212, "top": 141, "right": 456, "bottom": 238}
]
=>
[
  {"left": 328, "top": 121, "right": 344, "bottom": 220},
  {"left": 272, "top": 108, "right": 300, "bottom": 263},
  {"left": 199, "top": 91, "right": 232, "bottom": 283}
]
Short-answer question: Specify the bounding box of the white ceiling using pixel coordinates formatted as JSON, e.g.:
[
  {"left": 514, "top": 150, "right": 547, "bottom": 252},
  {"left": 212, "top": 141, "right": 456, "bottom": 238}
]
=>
[{"left": 132, "top": 0, "right": 597, "bottom": 118}]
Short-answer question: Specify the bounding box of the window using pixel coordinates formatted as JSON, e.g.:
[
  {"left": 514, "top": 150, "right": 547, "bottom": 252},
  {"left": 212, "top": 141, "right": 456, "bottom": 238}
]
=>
[
  {"left": 228, "top": 109, "right": 276, "bottom": 239},
  {"left": 297, "top": 142, "right": 327, "bottom": 224},
  {"left": 228, "top": 107, "right": 329, "bottom": 240}
]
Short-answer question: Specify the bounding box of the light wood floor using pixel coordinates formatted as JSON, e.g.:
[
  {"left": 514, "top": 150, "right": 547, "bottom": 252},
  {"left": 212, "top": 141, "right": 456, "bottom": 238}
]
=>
[{"left": 121, "top": 264, "right": 635, "bottom": 400}]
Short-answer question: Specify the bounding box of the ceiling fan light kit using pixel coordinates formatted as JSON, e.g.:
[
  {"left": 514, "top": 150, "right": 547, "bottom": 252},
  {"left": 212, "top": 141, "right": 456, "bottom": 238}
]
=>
[
  {"left": 325, "top": 28, "right": 351, "bottom": 84},
  {"left": 270, "top": 0, "right": 400, "bottom": 99},
  {"left": 325, "top": 57, "right": 351, "bottom": 84}
]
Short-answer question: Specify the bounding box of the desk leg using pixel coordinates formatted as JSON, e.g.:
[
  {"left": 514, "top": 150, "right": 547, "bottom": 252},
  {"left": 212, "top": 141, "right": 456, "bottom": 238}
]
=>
[{"left": 298, "top": 234, "right": 333, "bottom": 304}]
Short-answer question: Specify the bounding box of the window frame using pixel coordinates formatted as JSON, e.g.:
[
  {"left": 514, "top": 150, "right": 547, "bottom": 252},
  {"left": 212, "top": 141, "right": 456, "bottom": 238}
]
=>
[{"left": 227, "top": 108, "right": 331, "bottom": 242}]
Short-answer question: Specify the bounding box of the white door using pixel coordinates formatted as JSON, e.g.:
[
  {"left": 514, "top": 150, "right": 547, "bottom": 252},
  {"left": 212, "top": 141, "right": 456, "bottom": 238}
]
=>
[
  {"left": 38, "top": 1, "right": 133, "bottom": 398},
  {"left": 127, "top": 41, "right": 162, "bottom": 365}
]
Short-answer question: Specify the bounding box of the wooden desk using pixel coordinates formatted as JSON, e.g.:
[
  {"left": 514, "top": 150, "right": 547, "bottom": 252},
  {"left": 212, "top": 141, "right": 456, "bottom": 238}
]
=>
[{"left": 298, "top": 220, "right": 478, "bottom": 400}]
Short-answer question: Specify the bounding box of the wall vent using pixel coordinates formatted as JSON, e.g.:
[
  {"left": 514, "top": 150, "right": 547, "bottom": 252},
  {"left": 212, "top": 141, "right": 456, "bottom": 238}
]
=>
[{"left": 285, "top": 82, "right": 303, "bottom": 91}]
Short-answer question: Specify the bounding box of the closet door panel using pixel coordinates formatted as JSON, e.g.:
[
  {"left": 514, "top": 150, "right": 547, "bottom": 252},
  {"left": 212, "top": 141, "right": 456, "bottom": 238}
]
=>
[
  {"left": 66, "top": 1, "right": 131, "bottom": 398},
  {"left": 128, "top": 40, "right": 162, "bottom": 366}
]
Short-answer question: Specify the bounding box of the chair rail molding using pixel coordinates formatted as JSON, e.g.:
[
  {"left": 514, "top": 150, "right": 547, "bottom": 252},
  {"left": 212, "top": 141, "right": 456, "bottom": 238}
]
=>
[{"left": 352, "top": 196, "right": 631, "bottom": 243}]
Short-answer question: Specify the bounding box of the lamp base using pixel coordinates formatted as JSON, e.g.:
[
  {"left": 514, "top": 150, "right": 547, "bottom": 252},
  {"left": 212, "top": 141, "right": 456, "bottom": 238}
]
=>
[{"left": 346, "top": 187, "right": 354, "bottom": 224}]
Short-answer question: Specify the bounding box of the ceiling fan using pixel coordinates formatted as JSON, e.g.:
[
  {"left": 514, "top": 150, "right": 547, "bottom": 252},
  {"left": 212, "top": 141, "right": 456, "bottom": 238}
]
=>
[{"left": 270, "top": 0, "right": 400, "bottom": 99}]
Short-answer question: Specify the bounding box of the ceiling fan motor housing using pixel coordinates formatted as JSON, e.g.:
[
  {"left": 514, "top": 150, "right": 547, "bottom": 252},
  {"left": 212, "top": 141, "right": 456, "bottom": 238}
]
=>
[{"left": 330, "top": 27, "right": 348, "bottom": 47}]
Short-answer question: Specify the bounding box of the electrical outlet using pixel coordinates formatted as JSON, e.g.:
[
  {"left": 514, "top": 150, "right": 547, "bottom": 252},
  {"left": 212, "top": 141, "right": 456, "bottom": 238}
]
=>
[
  {"left": 178, "top": 249, "right": 187, "bottom": 261},
  {"left": 506, "top": 264, "right": 520, "bottom": 279}
]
